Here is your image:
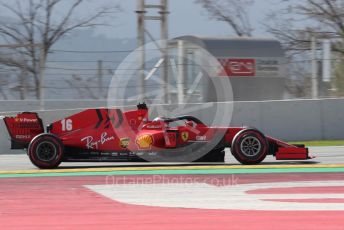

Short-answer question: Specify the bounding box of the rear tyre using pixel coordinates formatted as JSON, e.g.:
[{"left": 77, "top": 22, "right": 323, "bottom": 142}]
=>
[
  {"left": 28, "top": 134, "right": 64, "bottom": 169},
  {"left": 231, "top": 129, "right": 268, "bottom": 165}
]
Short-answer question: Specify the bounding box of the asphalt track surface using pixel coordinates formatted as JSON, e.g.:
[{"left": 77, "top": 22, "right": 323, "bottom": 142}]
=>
[{"left": 1, "top": 146, "right": 344, "bottom": 230}]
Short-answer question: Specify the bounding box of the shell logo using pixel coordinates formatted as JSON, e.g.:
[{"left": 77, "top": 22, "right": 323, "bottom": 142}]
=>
[{"left": 136, "top": 134, "right": 153, "bottom": 149}]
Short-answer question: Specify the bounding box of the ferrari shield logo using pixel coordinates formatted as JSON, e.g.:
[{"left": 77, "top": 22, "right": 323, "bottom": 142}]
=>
[{"left": 181, "top": 131, "right": 189, "bottom": 142}]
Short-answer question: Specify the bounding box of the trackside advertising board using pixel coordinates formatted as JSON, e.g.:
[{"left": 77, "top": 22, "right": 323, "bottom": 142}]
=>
[{"left": 218, "top": 58, "right": 280, "bottom": 77}]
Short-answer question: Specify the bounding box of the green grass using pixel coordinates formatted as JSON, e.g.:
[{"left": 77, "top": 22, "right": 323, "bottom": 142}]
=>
[{"left": 290, "top": 140, "right": 344, "bottom": 147}]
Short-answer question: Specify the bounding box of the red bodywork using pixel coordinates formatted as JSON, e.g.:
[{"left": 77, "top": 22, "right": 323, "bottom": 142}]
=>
[{"left": 3, "top": 104, "right": 311, "bottom": 162}]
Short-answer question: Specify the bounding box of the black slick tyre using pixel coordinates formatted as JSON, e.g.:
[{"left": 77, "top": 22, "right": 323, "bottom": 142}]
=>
[
  {"left": 28, "top": 134, "right": 64, "bottom": 169},
  {"left": 231, "top": 129, "right": 268, "bottom": 165}
]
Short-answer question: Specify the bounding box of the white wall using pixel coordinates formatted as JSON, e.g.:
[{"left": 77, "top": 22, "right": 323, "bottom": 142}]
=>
[{"left": 1, "top": 99, "right": 344, "bottom": 154}]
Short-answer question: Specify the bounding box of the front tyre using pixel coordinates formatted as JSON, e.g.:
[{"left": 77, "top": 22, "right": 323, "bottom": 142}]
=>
[
  {"left": 28, "top": 134, "right": 64, "bottom": 169},
  {"left": 231, "top": 129, "right": 268, "bottom": 165}
]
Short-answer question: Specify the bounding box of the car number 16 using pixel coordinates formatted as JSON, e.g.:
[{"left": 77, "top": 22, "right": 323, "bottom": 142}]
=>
[{"left": 61, "top": 119, "right": 73, "bottom": 131}]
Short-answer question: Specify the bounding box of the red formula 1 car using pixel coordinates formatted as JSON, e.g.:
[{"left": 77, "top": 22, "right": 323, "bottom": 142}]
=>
[{"left": 2, "top": 103, "right": 311, "bottom": 169}]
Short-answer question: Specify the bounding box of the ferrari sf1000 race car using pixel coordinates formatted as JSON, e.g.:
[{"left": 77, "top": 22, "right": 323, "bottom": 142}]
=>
[{"left": 2, "top": 103, "right": 311, "bottom": 169}]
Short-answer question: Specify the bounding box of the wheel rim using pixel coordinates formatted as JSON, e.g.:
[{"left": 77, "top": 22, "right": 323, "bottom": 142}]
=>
[
  {"left": 240, "top": 136, "right": 262, "bottom": 157},
  {"left": 36, "top": 141, "right": 57, "bottom": 162}
]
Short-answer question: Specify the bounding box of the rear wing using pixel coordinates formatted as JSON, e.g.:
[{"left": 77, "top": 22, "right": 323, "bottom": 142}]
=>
[{"left": 2, "top": 112, "right": 44, "bottom": 149}]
